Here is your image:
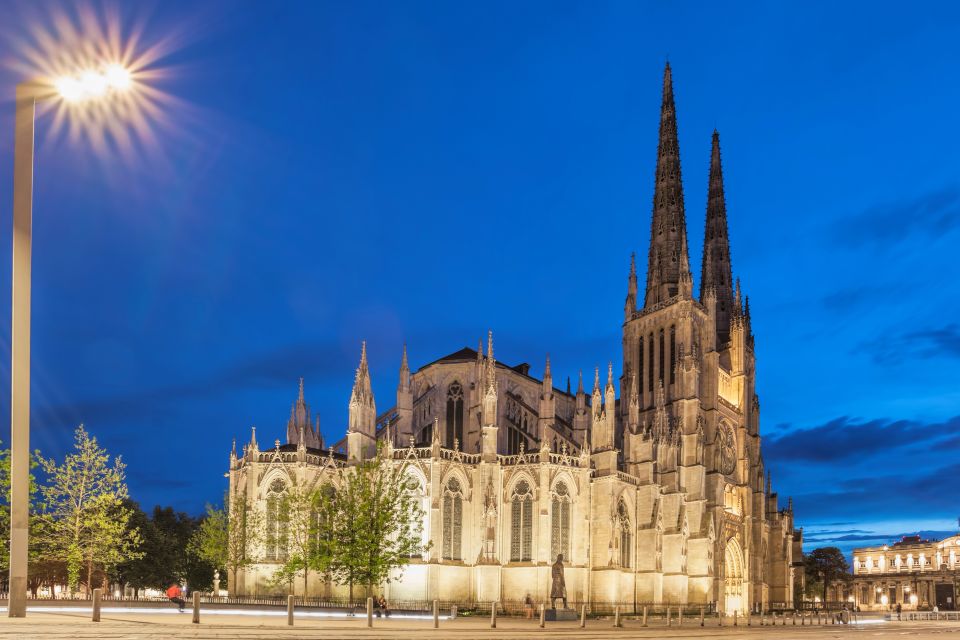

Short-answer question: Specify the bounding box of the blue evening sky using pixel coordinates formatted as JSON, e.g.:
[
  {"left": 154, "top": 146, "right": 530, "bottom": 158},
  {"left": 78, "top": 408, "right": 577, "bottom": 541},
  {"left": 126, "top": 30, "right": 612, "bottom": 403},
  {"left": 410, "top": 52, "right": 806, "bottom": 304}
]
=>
[{"left": 0, "top": 1, "right": 958, "bottom": 557}]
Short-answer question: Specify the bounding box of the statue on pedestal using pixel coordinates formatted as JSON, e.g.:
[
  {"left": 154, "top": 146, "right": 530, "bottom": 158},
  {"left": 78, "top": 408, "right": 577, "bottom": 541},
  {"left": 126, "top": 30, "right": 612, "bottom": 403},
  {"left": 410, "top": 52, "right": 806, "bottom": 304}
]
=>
[{"left": 550, "top": 554, "right": 568, "bottom": 609}]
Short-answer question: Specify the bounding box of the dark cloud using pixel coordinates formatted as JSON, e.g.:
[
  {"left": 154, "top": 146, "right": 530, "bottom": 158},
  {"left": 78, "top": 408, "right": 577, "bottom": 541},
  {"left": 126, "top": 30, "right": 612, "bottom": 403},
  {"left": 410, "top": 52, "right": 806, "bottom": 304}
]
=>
[
  {"left": 857, "top": 323, "right": 960, "bottom": 364},
  {"left": 838, "top": 186, "right": 960, "bottom": 248},
  {"left": 790, "top": 462, "right": 960, "bottom": 522},
  {"left": 764, "top": 415, "right": 960, "bottom": 463}
]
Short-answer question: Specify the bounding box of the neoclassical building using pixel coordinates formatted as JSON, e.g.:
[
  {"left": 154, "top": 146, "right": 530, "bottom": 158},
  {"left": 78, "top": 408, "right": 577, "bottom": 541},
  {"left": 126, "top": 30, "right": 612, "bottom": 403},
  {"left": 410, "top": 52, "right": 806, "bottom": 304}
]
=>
[
  {"left": 846, "top": 535, "right": 960, "bottom": 611},
  {"left": 227, "top": 64, "right": 797, "bottom": 613}
]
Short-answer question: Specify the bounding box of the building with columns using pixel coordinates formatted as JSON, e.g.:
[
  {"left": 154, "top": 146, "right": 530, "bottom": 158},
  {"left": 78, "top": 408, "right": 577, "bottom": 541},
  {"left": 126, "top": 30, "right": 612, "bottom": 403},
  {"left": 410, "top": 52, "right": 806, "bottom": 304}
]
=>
[
  {"left": 227, "top": 63, "right": 797, "bottom": 613},
  {"left": 848, "top": 535, "right": 960, "bottom": 611}
]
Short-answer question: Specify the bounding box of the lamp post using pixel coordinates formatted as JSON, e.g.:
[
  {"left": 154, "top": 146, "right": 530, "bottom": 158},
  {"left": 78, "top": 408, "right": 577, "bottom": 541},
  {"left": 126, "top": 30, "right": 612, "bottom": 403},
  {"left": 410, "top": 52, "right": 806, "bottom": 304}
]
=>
[{"left": 8, "top": 65, "right": 132, "bottom": 618}]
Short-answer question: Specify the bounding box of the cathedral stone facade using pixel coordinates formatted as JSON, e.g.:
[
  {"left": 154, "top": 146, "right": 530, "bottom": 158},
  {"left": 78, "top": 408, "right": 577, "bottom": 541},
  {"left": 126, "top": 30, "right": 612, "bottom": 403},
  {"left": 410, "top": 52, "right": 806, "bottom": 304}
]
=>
[{"left": 227, "top": 64, "right": 796, "bottom": 613}]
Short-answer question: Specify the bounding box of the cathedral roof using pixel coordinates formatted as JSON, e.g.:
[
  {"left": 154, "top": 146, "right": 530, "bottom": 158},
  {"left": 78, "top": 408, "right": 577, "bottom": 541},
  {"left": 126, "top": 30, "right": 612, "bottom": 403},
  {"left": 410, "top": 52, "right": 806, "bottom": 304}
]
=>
[{"left": 420, "top": 346, "right": 575, "bottom": 398}]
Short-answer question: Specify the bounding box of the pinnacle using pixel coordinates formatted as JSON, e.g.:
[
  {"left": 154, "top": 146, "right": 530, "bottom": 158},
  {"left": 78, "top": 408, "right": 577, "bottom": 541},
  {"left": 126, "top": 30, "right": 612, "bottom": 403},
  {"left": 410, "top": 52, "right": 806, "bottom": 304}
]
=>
[
  {"left": 606, "top": 361, "right": 614, "bottom": 389},
  {"left": 577, "top": 369, "right": 584, "bottom": 395},
  {"left": 593, "top": 366, "right": 600, "bottom": 393},
  {"left": 544, "top": 354, "right": 552, "bottom": 379},
  {"left": 644, "top": 61, "right": 691, "bottom": 307}
]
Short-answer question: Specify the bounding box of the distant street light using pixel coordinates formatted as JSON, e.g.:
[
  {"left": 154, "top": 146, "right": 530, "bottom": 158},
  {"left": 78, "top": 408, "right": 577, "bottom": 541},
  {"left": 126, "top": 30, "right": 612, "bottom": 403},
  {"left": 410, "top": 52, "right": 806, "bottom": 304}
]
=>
[{"left": 8, "top": 63, "right": 134, "bottom": 618}]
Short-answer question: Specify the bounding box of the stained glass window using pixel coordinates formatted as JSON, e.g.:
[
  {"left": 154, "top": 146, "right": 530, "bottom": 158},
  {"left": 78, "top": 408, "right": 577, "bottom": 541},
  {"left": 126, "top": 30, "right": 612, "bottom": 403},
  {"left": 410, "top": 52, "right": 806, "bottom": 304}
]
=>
[
  {"left": 551, "top": 482, "right": 571, "bottom": 562},
  {"left": 510, "top": 480, "right": 533, "bottom": 562},
  {"left": 446, "top": 382, "right": 464, "bottom": 447},
  {"left": 442, "top": 478, "right": 462, "bottom": 560}
]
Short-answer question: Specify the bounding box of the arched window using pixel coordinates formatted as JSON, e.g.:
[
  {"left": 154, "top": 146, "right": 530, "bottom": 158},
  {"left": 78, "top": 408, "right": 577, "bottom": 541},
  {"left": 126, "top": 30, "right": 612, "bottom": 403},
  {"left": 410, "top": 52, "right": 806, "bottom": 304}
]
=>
[
  {"left": 551, "top": 482, "right": 571, "bottom": 563},
  {"left": 446, "top": 382, "right": 464, "bottom": 448},
  {"left": 510, "top": 479, "right": 534, "bottom": 562},
  {"left": 405, "top": 473, "right": 428, "bottom": 558},
  {"left": 442, "top": 478, "right": 463, "bottom": 561},
  {"left": 265, "top": 478, "right": 288, "bottom": 562},
  {"left": 637, "top": 338, "right": 644, "bottom": 398},
  {"left": 669, "top": 325, "right": 676, "bottom": 384},
  {"left": 617, "top": 501, "right": 632, "bottom": 569},
  {"left": 313, "top": 484, "right": 336, "bottom": 560},
  {"left": 647, "top": 333, "right": 654, "bottom": 393},
  {"left": 658, "top": 328, "right": 665, "bottom": 384}
]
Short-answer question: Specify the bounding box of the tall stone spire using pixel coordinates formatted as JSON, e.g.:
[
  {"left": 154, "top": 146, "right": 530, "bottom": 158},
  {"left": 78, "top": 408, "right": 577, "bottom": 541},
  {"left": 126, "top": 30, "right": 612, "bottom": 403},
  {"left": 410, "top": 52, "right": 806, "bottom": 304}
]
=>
[
  {"left": 396, "top": 343, "right": 413, "bottom": 442},
  {"left": 644, "top": 62, "right": 692, "bottom": 307},
  {"left": 348, "top": 341, "right": 377, "bottom": 462},
  {"left": 700, "top": 130, "right": 735, "bottom": 343},
  {"left": 287, "top": 378, "right": 321, "bottom": 448},
  {"left": 624, "top": 252, "right": 638, "bottom": 321}
]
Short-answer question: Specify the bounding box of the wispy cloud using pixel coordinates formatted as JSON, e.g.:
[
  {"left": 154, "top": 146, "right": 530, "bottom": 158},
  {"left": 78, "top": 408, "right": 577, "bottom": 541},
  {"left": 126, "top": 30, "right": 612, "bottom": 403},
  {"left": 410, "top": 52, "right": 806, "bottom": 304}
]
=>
[
  {"left": 837, "top": 185, "right": 960, "bottom": 248},
  {"left": 764, "top": 415, "right": 960, "bottom": 463},
  {"left": 857, "top": 323, "right": 960, "bottom": 364}
]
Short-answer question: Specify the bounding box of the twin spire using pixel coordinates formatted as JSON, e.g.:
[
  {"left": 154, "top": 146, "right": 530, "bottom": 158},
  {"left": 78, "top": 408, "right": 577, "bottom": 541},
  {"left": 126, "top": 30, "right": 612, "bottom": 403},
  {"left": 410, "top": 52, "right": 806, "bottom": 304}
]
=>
[{"left": 630, "top": 63, "right": 739, "bottom": 345}]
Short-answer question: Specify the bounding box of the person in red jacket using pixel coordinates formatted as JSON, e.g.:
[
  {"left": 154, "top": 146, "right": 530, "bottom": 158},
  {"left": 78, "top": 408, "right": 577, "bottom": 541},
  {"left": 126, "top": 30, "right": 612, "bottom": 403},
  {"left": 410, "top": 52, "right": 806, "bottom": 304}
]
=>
[{"left": 166, "top": 583, "right": 185, "bottom": 612}]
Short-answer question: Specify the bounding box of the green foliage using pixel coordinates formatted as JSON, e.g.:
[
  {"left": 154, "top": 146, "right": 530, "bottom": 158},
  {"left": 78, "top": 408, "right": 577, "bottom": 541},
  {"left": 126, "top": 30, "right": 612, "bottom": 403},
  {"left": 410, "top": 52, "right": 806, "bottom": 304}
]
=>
[
  {"left": 269, "top": 479, "right": 317, "bottom": 594},
  {"left": 804, "top": 546, "right": 851, "bottom": 602},
  {"left": 35, "top": 425, "right": 143, "bottom": 594},
  {"left": 320, "top": 444, "right": 429, "bottom": 600},
  {"left": 117, "top": 502, "right": 215, "bottom": 594},
  {"left": 0, "top": 441, "right": 43, "bottom": 580},
  {"left": 189, "top": 493, "right": 261, "bottom": 594}
]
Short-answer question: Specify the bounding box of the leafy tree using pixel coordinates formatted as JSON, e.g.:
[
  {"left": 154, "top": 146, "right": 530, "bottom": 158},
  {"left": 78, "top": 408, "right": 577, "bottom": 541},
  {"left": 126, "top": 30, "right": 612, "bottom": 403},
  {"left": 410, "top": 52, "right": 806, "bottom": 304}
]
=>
[
  {"left": 36, "top": 425, "right": 142, "bottom": 595},
  {"left": 189, "top": 493, "right": 261, "bottom": 595},
  {"left": 269, "top": 479, "right": 320, "bottom": 596},
  {"left": 324, "top": 444, "right": 428, "bottom": 601},
  {"left": 0, "top": 441, "right": 43, "bottom": 588},
  {"left": 805, "top": 546, "right": 851, "bottom": 603}
]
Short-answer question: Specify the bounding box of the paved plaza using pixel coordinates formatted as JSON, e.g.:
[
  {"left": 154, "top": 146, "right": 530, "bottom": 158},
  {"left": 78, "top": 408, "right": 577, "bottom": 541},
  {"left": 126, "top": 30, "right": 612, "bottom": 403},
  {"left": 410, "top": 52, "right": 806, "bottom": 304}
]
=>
[{"left": 1, "top": 608, "right": 958, "bottom": 640}]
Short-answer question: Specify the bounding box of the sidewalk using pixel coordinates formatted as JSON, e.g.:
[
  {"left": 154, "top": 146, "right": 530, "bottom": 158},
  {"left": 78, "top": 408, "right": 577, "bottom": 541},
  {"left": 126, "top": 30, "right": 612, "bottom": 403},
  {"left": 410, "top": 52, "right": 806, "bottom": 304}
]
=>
[{"left": 1, "top": 607, "right": 956, "bottom": 639}]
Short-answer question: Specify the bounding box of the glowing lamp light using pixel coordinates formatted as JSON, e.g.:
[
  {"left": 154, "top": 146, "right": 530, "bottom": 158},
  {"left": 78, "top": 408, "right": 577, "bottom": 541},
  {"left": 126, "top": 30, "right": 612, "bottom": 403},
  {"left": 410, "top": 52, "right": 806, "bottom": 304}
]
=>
[
  {"left": 54, "top": 64, "right": 132, "bottom": 102},
  {"left": 910, "top": 594, "right": 918, "bottom": 605},
  {"left": 880, "top": 595, "right": 889, "bottom": 605}
]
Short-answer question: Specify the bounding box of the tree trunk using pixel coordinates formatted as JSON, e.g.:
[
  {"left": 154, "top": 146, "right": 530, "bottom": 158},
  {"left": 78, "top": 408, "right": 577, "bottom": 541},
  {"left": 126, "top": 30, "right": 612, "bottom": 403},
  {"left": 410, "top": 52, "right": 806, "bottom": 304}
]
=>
[
  {"left": 303, "top": 569, "right": 308, "bottom": 599},
  {"left": 349, "top": 580, "right": 354, "bottom": 606},
  {"left": 87, "top": 557, "right": 94, "bottom": 598}
]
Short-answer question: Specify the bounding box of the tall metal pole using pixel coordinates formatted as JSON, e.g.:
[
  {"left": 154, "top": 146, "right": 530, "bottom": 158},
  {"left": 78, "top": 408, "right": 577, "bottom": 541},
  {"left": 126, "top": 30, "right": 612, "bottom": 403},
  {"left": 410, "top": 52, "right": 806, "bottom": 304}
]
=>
[{"left": 8, "top": 83, "right": 35, "bottom": 618}]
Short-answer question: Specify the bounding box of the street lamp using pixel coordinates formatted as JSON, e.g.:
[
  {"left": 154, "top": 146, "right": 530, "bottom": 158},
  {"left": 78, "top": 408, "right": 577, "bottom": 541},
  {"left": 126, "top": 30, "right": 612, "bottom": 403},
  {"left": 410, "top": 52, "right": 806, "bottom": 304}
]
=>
[{"left": 8, "top": 64, "right": 133, "bottom": 618}]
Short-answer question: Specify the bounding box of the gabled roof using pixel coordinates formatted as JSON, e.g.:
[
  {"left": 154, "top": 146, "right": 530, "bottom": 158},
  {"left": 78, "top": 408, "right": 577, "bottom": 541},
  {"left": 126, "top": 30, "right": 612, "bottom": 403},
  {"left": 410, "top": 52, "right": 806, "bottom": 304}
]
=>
[{"left": 417, "top": 346, "right": 576, "bottom": 399}]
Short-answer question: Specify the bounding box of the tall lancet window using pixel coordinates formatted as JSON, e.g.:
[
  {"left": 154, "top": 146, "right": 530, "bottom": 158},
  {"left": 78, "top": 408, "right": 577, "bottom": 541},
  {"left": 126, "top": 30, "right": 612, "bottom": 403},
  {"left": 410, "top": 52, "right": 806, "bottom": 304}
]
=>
[
  {"left": 637, "top": 339, "right": 644, "bottom": 399},
  {"left": 647, "top": 333, "right": 655, "bottom": 394},
  {"left": 446, "top": 381, "right": 464, "bottom": 448},
  {"left": 510, "top": 480, "right": 534, "bottom": 562},
  {"left": 670, "top": 325, "right": 677, "bottom": 385},
  {"left": 551, "top": 482, "right": 571, "bottom": 563},
  {"left": 617, "top": 500, "right": 632, "bottom": 569},
  {"left": 442, "top": 478, "right": 463, "bottom": 561},
  {"left": 658, "top": 328, "right": 665, "bottom": 384},
  {"left": 264, "top": 479, "right": 289, "bottom": 562}
]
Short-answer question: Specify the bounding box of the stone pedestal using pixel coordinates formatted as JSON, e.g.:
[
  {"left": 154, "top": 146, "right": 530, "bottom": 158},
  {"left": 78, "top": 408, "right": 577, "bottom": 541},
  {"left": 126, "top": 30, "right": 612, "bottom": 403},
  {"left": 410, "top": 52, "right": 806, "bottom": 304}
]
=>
[{"left": 545, "top": 608, "right": 578, "bottom": 621}]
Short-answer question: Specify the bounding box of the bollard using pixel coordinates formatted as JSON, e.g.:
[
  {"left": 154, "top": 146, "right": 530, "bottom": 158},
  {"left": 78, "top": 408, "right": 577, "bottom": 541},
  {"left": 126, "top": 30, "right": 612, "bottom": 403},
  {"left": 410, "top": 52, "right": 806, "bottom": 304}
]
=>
[
  {"left": 287, "top": 595, "right": 294, "bottom": 626},
  {"left": 433, "top": 599, "right": 439, "bottom": 629},
  {"left": 783, "top": 611, "right": 787, "bottom": 625},
  {"left": 92, "top": 588, "right": 101, "bottom": 622},
  {"left": 642, "top": 605, "right": 648, "bottom": 627},
  {"left": 718, "top": 611, "right": 723, "bottom": 626},
  {"left": 192, "top": 591, "right": 200, "bottom": 624},
  {"left": 679, "top": 607, "right": 683, "bottom": 626},
  {"left": 539, "top": 603, "right": 545, "bottom": 628},
  {"left": 734, "top": 610, "right": 738, "bottom": 626},
  {"left": 700, "top": 606, "right": 704, "bottom": 627},
  {"left": 801, "top": 611, "right": 805, "bottom": 625},
  {"left": 748, "top": 611, "right": 751, "bottom": 626},
  {"left": 761, "top": 612, "right": 765, "bottom": 626},
  {"left": 667, "top": 606, "right": 672, "bottom": 626},
  {"left": 580, "top": 604, "right": 586, "bottom": 628},
  {"left": 367, "top": 597, "right": 373, "bottom": 628},
  {"left": 792, "top": 611, "right": 797, "bottom": 625},
  {"left": 613, "top": 605, "right": 621, "bottom": 628},
  {"left": 491, "top": 601, "right": 497, "bottom": 628},
  {"left": 817, "top": 611, "right": 821, "bottom": 625}
]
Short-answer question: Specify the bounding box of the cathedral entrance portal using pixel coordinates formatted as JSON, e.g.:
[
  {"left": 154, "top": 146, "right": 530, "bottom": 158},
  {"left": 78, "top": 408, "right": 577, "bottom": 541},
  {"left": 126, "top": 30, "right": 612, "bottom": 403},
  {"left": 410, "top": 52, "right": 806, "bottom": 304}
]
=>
[{"left": 724, "top": 538, "right": 746, "bottom": 615}]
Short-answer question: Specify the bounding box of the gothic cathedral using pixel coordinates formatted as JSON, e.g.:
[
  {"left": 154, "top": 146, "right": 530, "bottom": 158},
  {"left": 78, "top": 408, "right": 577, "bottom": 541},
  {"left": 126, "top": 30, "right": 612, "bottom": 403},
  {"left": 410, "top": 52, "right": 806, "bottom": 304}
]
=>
[{"left": 228, "top": 64, "right": 797, "bottom": 613}]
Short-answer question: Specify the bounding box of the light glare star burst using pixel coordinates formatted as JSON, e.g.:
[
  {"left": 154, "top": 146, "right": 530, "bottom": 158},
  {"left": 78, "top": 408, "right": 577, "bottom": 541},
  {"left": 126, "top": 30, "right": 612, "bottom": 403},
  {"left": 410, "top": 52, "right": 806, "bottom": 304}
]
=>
[{"left": 5, "top": 3, "right": 180, "bottom": 159}]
